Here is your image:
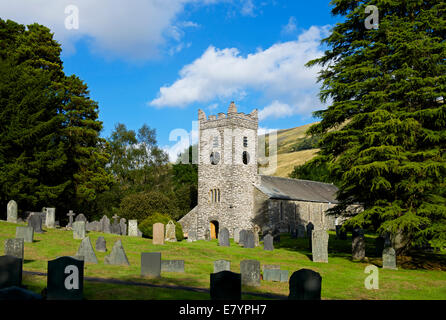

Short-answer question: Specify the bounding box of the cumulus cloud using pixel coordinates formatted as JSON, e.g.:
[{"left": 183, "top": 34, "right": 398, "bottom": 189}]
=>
[
  {"left": 0, "top": 0, "right": 217, "bottom": 61},
  {"left": 149, "top": 25, "right": 331, "bottom": 119}
]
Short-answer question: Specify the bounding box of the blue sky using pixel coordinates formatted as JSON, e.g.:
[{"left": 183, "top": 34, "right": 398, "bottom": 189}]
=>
[{"left": 1, "top": 0, "right": 343, "bottom": 161}]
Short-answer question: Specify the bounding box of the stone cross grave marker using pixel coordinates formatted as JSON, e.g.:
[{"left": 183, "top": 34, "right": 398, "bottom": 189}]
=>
[
  {"left": 288, "top": 268, "right": 322, "bottom": 300},
  {"left": 240, "top": 260, "right": 260, "bottom": 287},
  {"left": 4, "top": 239, "right": 24, "bottom": 261},
  {"left": 210, "top": 271, "right": 241, "bottom": 300},
  {"left": 165, "top": 220, "right": 177, "bottom": 242},
  {"left": 141, "top": 252, "right": 161, "bottom": 278},
  {"left": 218, "top": 227, "right": 230, "bottom": 247},
  {"left": 153, "top": 223, "right": 165, "bottom": 245},
  {"left": 66, "top": 210, "right": 75, "bottom": 228},
  {"left": 7, "top": 200, "right": 18, "bottom": 223},
  {"left": 75, "top": 237, "right": 98, "bottom": 264},
  {"left": 214, "top": 260, "right": 231, "bottom": 273},
  {"left": 104, "top": 240, "right": 130, "bottom": 266},
  {"left": 47, "top": 256, "right": 84, "bottom": 300},
  {"left": 312, "top": 230, "right": 329, "bottom": 263},
  {"left": 110, "top": 214, "right": 121, "bottom": 235},
  {"left": 0, "top": 255, "right": 22, "bottom": 289},
  {"left": 73, "top": 221, "right": 86, "bottom": 240},
  {"left": 45, "top": 208, "right": 56, "bottom": 229},
  {"left": 16, "top": 226, "right": 34, "bottom": 243}
]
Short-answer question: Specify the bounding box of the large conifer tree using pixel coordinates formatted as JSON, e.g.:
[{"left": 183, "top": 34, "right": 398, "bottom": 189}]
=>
[{"left": 307, "top": 1, "right": 445, "bottom": 252}]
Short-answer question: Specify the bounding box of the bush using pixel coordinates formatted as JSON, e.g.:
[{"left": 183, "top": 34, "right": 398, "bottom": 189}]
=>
[{"left": 139, "top": 212, "right": 184, "bottom": 241}]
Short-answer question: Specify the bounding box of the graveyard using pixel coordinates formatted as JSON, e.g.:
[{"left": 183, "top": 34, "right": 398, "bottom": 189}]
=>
[{"left": 1, "top": 219, "right": 445, "bottom": 300}]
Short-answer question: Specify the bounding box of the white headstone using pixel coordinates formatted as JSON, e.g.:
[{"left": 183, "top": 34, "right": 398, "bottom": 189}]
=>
[
  {"left": 45, "top": 208, "right": 56, "bottom": 228},
  {"left": 7, "top": 200, "right": 18, "bottom": 223},
  {"left": 128, "top": 220, "right": 138, "bottom": 237}
]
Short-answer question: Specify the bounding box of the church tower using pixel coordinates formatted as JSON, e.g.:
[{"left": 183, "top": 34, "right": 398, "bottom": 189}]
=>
[{"left": 196, "top": 102, "right": 259, "bottom": 240}]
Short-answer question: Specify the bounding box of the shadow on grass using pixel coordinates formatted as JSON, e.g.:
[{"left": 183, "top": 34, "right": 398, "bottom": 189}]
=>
[{"left": 24, "top": 259, "right": 35, "bottom": 264}]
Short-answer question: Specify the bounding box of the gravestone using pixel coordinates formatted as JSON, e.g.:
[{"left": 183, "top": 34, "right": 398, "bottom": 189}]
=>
[
  {"left": 233, "top": 228, "right": 241, "bottom": 243},
  {"left": 7, "top": 200, "right": 18, "bottom": 223},
  {"left": 95, "top": 237, "right": 107, "bottom": 252},
  {"left": 47, "top": 256, "right": 84, "bottom": 300},
  {"left": 312, "top": 230, "right": 329, "bottom": 263},
  {"left": 4, "top": 239, "right": 24, "bottom": 260},
  {"left": 0, "top": 255, "right": 22, "bottom": 289},
  {"left": 214, "top": 260, "right": 231, "bottom": 273},
  {"left": 66, "top": 210, "right": 75, "bottom": 229},
  {"left": 297, "top": 225, "right": 306, "bottom": 238},
  {"left": 204, "top": 229, "right": 211, "bottom": 241},
  {"left": 28, "top": 213, "right": 44, "bottom": 234},
  {"left": 382, "top": 247, "right": 398, "bottom": 270},
  {"left": 218, "top": 227, "right": 230, "bottom": 247},
  {"left": 253, "top": 225, "right": 261, "bottom": 247},
  {"left": 16, "top": 226, "right": 34, "bottom": 243},
  {"left": 137, "top": 228, "right": 143, "bottom": 237},
  {"left": 75, "top": 213, "right": 88, "bottom": 224},
  {"left": 165, "top": 220, "right": 177, "bottom": 242},
  {"left": 128, "top": 220, "right": 138, "bottom": 237},
  {"left": 240, "top": 260, "right": 260, "bottom": 287},
  {"left": 161, "top": 260, "right": 185, "bottom": 273},
  {"left": 104, "top": 240, "right": 130, "bottom": 266},
  {"left": 100, "top": 215, "right": 111, "bottom": 234},
  {"left": 288, "top": 269, "right": 322, "bottom": 300},
  {"left": 352, "top": 234, "right": 366, "bottom": 261},
  {"left": 210, "top": 271, "right": 241, "bottom": 300},
  {"left": 86, "top": 221, "right": 100, "bottom": 232},
  {"left": 187, "top": 230, "right": 197, "bottom": 242},
  {"left": 141, "top": 252, "right": 161, "bottom": 278},
  {"left": 263, "top": 234, "right": 274, "bottom": 251},
  {"left": 244, "top": 231, "right": 255, "bottom": 249},
  {"left": 263, "top": 269, "right": 288, "bottom": 282},
  {"left": 262, "top": 264, "right": 280, "bottom": 273},
  {"left": 0, "top": 286, "right": 42, "bottom": 300},
  {"left": 45, "top": 208, "right": 56, "bottom": 229},
  {"left": 76, "top": 237, "right": 98, "bottom": 264},
  {"left": 119, "top": 218, "right": 127, "bottom": 236},
  {"left": 72, "top": 221, "right": 86, "bottom": 240},
  {"left": 239, "top": 230, "right": 247, "bottom": 247},
  {"left": 152, "top": 223, "right": 165, "bottom": 245},
  {"left": 111, "top": 215, "right": 121, "bottom": 235}
]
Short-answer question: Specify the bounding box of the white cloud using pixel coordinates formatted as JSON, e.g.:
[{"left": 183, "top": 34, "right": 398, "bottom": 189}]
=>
[
  {"left": 282, "top": 16, "right": 297, "bottom": 35},
  {"left": 149, "top": 25, "right": 331, "bottom": 119},
  {"left": 241, "top": 0, "right": 256, "bottom": 16},
  {"left": 0, "top": 0, "right": 219, "bottom": 61}
]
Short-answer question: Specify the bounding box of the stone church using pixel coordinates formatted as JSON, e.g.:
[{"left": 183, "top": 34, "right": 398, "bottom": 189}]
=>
[{"left": 179, "top": 102, "right": 351, "bottom": 240}]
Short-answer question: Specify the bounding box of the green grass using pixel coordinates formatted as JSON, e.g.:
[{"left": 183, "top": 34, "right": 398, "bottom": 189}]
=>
[{"left": 2, "top": 220, "right": 446, "bottom": 300}]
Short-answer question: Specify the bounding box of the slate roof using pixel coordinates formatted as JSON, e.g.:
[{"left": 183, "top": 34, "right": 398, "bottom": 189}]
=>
[{"left": 256, "top": 175, "right": 339, "bottom": 204}]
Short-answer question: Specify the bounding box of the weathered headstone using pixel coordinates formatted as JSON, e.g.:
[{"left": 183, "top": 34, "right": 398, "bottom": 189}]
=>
[
  {"left": 263, "top": 269, "right": 288, "bottom": 282},
  {"left": 152, "top": 223, "right": 165, "bottom": 245},
  {"left": 161, "top": 260, "right": 185, "bottom": 273},
  {"left": 297, "top": 224, "right": 306, "bottom": 238},
  {"left": 4, "top": 239, "right": 24, "bottom": 260},
  {"left": 240, "top": 260, "right": 260, "bottom": 287},
  {"left": 288, "top": 269, "right": 322, "bottom": 300},
  {"left": 187, "top": 230, "right": 197, "bottom": 242},
  {"left": 165, "top": 220, "right": 177, "bottom": 242},
  {"left": 95, "top": 236, "right": 107, "bottom": 252},
  {"left": 0, "top": 255, "right": 22, "bottom": 289},
  {"left": 75, "top": 213, "right": 88, "bottom": 224},
  {"left": 239, "top": 230, "right": 247, "bottom": 247},
  {"left": 16, "top": 226, "right": 34, "bottom": 243},
  {"left": 66, "top": 210, "right": 76, "bottom": 229},
  {"left": 382, "top": 247, "right": 398, "bottom": 270},
  {"left": 72, "top": 221, "right": 86, "bottom": 240},
  {"left": 253, "top": 225, "right": 261, "bottom": 247},
  {"left": 233, "top": 228, "right": 241, "bottom": 243},
  {"left": 141, "top": 252, "right": 161, "bottom": 278},
  {"left": 352, "top": 234, "right": 366, "bottom": 261},
  {"left": 128, "top": 220, "right": 138, "bottom": 237},
  {"left": 86, "top": 221, "right": 100, "bottom": 232},
  {"left": 214, "top": 260, "right": 231, "bottom": 273},
  {"left": 262, "top": 264, "right": 280, "bottom": 273},
  {"left": 111, "top": 215, "right": 121, "bottom": 235},
  {"left": 100, "top": 215, "right": 111, "bottom": 234},
  {"left": 119, "top": 218, "right": 127, "bottom": 236},
  {"left": 312, "top": 230, "right": 329, "bottom": 263},
  {"left": 104, "top": 240, "right": 130, "bottom": 266},
  {"left": 45, "top": 208, "right": 56, "bottom": 229},
  {"left": 28, "top": 213, "right": 44, "bottom": 234},
  {"left": 76, "top": 237, "right": 98, "bottom": 264},
  {"left": 210, "top": 271, "right": 241, "bottom": 300},
  {"left": 218, "top": 227, "right": 230, "bottom": 247},
  {"left": 263, "top": 234, "right": 274, "bottom": 251},
  {"left": 244, "top": 231, "right": 255, "bottom": 249},
  {"left": 47, "top": 256, "right": 84, "bottom": 300},
  {"left": 7, "top": 200, "right": 18, "bottom": 223}
]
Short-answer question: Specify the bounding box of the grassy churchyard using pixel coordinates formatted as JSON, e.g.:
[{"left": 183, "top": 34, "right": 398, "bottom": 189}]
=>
[{"left": 1, "top": 220, "right": 445, "bottom": 300}]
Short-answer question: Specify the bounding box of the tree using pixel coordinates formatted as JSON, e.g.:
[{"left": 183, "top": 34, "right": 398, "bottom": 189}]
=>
[{"left": 306, "top": 1, "right": 445, "bottom": 253}]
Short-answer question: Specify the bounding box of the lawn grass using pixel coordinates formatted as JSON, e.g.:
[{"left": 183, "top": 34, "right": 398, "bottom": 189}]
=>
[{"left": 1, "top": 220, "right": 445, "bottom": 300}]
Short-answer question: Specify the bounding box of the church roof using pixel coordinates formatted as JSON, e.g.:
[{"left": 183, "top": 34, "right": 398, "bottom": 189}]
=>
[{"left": 257, "top": 175, "right": 339, "bottom": 204}]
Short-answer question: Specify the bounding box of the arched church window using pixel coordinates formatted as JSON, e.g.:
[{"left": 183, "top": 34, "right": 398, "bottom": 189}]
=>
[
  {"left": 243, "top": 136, "right": 248, "bottom": 148},
  {"left": 242, "top": 151, "right": 249, "bottom": 165},
  {"left": 210, "top": 152, "right": 220, "bottom": 165}
]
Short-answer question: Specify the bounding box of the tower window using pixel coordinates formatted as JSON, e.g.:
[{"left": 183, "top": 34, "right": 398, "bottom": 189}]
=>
[
  {"left": 242, "top": 151, "right": 249, "bottom": 165},
  {"left": 243, "top": 136, "right": 248, "bottom": 148},
  {"left": 213, "top": 136, "right": 219, "bottom": 148},
  {"left": 210, "top": 152, "right": 220, "bottom": 165},
  {"left": 210, "top": 189, "right": 221, "bottom": 203}
]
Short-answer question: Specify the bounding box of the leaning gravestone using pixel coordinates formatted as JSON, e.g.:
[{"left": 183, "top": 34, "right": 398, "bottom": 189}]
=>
[
  {"left": 141, "top": 252, "right": 161, "bottom": 278},
  {"left": 72, "top": 221, "right": 86, "bottom": 240},
  {"left": 244, "top": 231, "right": 255, "bottom": 249},
  {"left": 100, "top": 215, "right": 111, "bottom": 234},
  {"left": 28, "top": 213, "right": 44, "bottom": 234},
  {"left": 312, "top": 230, "right": 329, "bottom": 263},
  {"left": 95, "top": 237, "right": 107, "bottom": 252},
  {"left": 4, "top": 239, "right": 24, "bottom": 260},
  {"left": 119, "top": 218, "right": 127, "bottom": 236},
  {"left": 233, "top": 228, "right": 241, "bottom": 243},
  {"left": 104, "top": 240, "right": 130, "bottom": 266},
  {"left": 210, "top": 271, "right": 241, "bottom": 300},
  {"left": 214, "top": 260, "right": 231, "bottom": 273},
  {"left": 161, "top": 260, "right": 185, "bottom": 273},
  {"left": 7, "top": 200, "right": 18, "bottom": 223},
  {"left": 16, "top": 226, "right": 34, "bottom": 243},
  {"left": 165, "top": 220, "right": 177, "bottom": 242},
  {"left": 297, "top": 224, "right": 306, "bottom": 238},
  {"left": 352, "top": 234, "right": 366, "bottom": 261},
  {"left": 0, "top": 255, "right": 22, "bottom": 289},
  {"left": 76, "top": 237, "right": 98, "bottom": 264},
  {"left": 240, "top": 260, "right": 260, "bottom": 287},
  {"left": 263, "top": 234, "right": 274, "bottom": 251},
  {"left": 47, "top": 256, "right": 84, "bottom": 300},
  {"left": 218, "top": 227, "right": 230, "bottom": 247},
  {"left": 382, "top": 247, "right": 398, "bottom": 270},
  {"left": 128, "top": 220, "right": 138, "bottom": 237},
  {"left": 152, "top": 223, "right": 165, "bottom": 245},
  {"left": 288, "top": 269, "right": 322, "bottom": 300},
  {"left": 45, "top": 208, "right": 56, "bottom": 229}
]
